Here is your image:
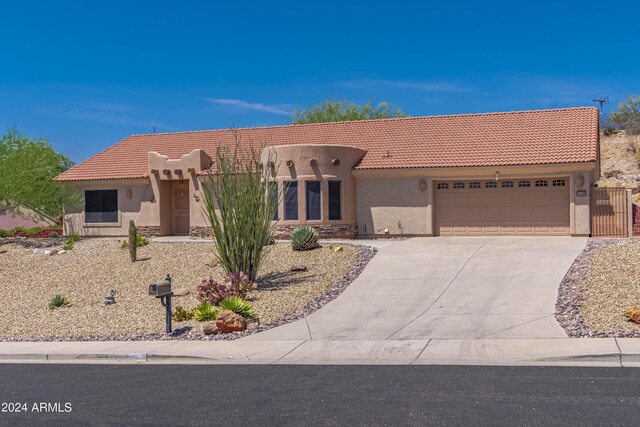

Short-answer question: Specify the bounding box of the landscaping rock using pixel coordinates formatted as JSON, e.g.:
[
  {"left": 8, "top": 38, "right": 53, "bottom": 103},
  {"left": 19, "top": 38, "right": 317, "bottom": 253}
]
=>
[
  {"left": 215, "top": 310, "right": 247, "bottom": 333},
  {"left": 290, "top": 265, "right": 307, "bottom": 272},
  {"left": 58, "top": 250, "right": 67, "bottom": 255},
  {"left": 172, "top": 288, "right": 190, "bottom": 297},
  {"left": 202, "top": 322, "right": 218, "bottom": 335},
  {"left": 48, "top": 249, "right": 59, "bottom": 256}
]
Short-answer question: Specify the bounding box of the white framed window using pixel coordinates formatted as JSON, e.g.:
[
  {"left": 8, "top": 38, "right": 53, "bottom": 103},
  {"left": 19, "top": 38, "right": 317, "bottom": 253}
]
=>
[
  {"left": 469, "top": 181, "right": 481, "bottom": 188},
  {"left": 501, "top": 181, "right": 514, "bottom": 188},
  {"left": 553, "top": 179, "right": 566, "bottom": 187},
  {"left": 452, "top": 182, "right": 465, "bottom": 189},
  {"left": 437, "top": 183, "right": 449, "bottom": 189},
  {"left": 485, "top": 182, "right": 497, "bottom": 188},
  {"left": 535, "top": 180, "right": 548, "bottom": 187},
  {"left": 518, "top": 180, "right": 531, "bottom": 187}
]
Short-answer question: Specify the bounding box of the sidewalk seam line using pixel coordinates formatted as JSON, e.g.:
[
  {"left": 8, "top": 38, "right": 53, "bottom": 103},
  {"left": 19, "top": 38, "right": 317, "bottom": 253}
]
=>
[
  {"left": 270, "top": 340, "right": 307, "bottom": 365},
  {"left": 384, "top": 240, "right": 492, "bottom": 340},
  {"left": 410, "top": 340, "right": 431, "bottom": 365},
  {"left": 305, "top": 318, "right": 313, "bottom": 341},
  {"left": 614, "top": 337, "right": 623, "bottom": 367}
]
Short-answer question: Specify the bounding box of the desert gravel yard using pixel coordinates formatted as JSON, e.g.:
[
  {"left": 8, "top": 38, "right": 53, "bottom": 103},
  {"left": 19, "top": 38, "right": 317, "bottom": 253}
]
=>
[
  {"left": 557, "top": 238, "right": 640, "bottom": 337},
  {"left": 0, "top": 238, "right": 370, "bottom": 340}
]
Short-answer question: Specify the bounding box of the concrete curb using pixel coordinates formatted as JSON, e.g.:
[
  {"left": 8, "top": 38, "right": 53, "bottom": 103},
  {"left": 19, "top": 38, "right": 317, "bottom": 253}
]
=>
[{"left": 1, "top": 339, "right": 640, "bottom": 366}]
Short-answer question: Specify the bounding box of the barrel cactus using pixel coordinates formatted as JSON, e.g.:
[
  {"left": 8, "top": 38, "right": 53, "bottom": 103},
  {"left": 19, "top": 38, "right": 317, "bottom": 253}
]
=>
[{"left": 291, "top": 226, "right": 319, "bottom": 251}]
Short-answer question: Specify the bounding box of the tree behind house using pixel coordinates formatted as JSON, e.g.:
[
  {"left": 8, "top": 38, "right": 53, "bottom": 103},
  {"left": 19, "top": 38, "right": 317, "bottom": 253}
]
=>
[
  {"left": 201, "top": 134, "right": 278, "bottom": 281},
  {"left": 291, "top": 99, "right": 406, "bottom": 124},
  {"left": 608, "top": 96, "right": 640, "bottom": 135},
  {"left": 0, "top": 127, "right": 80, "bottom": 221}
]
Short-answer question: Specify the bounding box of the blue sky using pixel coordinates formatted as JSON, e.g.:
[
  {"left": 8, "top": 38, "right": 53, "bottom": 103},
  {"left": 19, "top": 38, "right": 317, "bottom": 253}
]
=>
[{"left": 1, "top": 0, "right": 638, "bottom": 163}]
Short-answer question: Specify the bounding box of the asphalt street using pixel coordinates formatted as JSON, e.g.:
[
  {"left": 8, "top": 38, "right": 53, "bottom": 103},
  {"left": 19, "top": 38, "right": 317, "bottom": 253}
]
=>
[{"left": 0, "top": 364, "right": 639, "bottom": 426}]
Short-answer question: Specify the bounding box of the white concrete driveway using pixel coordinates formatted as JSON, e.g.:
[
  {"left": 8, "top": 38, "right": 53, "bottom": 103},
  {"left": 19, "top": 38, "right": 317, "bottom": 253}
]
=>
[{"left": 244, "top": 236, "right": 587, "bottom": 342}]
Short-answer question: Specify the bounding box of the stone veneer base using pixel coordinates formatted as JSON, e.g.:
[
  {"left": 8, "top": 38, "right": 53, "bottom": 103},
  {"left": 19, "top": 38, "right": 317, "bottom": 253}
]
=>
[
  {"left": 136, "top": 226, "right": 160, "bottom": 237},
  {"left": 188, "top": 224, "right": 358, "bottom": 239}
]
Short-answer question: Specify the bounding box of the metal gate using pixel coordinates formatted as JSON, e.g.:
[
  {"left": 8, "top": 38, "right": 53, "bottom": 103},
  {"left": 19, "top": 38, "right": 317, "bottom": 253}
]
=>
[{"left": 591, "top": 187, "right": 630, "bottom": 237}]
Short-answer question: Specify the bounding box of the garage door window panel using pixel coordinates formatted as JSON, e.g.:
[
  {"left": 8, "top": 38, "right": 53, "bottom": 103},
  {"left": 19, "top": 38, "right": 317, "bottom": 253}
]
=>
[
  {"left": 535, "top": 180, "right": 548, "bottom": 187},
  {"left": 501, "top": 181, "right": 514, "bottom": 188}
]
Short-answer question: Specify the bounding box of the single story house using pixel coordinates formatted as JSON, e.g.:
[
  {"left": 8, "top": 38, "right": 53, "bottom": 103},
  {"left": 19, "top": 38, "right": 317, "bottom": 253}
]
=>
[{"left": 56, "top": 107, "right": 599, "bottom": 238}]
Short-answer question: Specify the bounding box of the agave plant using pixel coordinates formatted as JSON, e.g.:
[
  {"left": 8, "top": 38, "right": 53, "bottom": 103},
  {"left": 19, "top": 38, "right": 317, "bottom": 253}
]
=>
[
  {"left": 193, "top": 301, "right": 219, "bottom": 322},
  {"left": 291, "top": 226, "right": 319, "bottom": 251},
  {"left": 219, "top": 295, "right": 254, "bottom": 318}
]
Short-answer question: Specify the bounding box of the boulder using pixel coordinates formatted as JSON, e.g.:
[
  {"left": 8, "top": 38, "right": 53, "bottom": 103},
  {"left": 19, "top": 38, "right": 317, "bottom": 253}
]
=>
[
  {"left": 202, "top": 322, "right": 219, "bottom": 335},
  {"left": 290, "top": 265, "right": 307, "bottom": 272},
  {"left": 215, "top": 310, "right": 247, "bottom": 333},
  {"left": 172, "top": 288, "right": 190, "bottom": 297}
]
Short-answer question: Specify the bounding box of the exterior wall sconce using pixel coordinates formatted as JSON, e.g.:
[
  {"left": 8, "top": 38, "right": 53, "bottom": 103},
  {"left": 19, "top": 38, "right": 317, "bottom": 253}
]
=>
[
  {"left": 126, "top": 189, "right": 133, "bottom": 200},
  {"left": 418, "top": 179, "right": 427, "bottom": 192},
  {"left": 310, "top": 159, "right": 317, "bottom": 166},
  {"left": 575, "top": 174, "right": 585, "bottom": 188},
  {"left": 286, "top": 160, "right": 294, "bottom": 167},
  {"left": 331, "top": 158, "right": 340, "bottom": 166},
  {"left": 162, "top": 169, "right": 171, "bottom": 176},
  {"left": 495, "top": 171, "right": 500, "bottom": 181}
]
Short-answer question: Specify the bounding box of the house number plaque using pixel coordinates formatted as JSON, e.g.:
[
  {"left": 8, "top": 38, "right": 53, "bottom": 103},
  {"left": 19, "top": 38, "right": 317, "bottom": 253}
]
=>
[{"left": 576, "top": 190, "right": 587, "bottom": 197}]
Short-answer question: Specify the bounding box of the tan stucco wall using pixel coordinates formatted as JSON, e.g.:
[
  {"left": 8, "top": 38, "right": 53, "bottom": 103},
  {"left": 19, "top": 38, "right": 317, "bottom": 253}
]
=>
[
  {"left": 63, "top": 179, "right": 152, "bottom": 236},
  {"left": 355, "top": 162, "right": 597, "bottom": 237},
  {"left": 262, "top": 144, "right": 366, "bottom": 227},
  {"left": 357, "top": 177, "right": 431, "bottom": 236}
]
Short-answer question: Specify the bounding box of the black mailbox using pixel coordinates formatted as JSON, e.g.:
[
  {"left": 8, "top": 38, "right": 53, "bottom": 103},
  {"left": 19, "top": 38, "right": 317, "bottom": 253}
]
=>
[
  {"left": 149, "top": 280, "right": 172, "bottom": 297},
  {"left": 149, "top": 275, "right": 173, "bottom": 333}
]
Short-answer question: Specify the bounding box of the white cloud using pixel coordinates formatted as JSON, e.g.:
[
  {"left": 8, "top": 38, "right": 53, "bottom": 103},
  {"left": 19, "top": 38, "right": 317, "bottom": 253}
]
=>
[{"left": 205, "top": 98, "right": 291, "bottom": 115}]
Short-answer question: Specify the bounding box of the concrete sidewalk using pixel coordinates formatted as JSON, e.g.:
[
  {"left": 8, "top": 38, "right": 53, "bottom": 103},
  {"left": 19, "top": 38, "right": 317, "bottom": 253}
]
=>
[{"left": 1, "top": 338, "right": 640, "bottom": 367}]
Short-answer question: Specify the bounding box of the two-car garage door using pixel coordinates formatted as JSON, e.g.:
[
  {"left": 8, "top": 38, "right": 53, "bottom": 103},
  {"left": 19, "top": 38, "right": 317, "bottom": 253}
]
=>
[{"left": 434, "top": 178, "right": 570, "bottom": 236}]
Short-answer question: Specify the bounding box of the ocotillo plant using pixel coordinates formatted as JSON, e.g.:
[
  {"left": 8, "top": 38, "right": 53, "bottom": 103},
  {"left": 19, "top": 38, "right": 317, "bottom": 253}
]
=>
[{"left": 128, "top": 220, "right": 137, "bottom": 262}]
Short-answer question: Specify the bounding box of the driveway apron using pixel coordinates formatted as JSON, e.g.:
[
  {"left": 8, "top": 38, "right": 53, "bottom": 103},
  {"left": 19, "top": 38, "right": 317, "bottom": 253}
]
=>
[{"left": 244, "top": 236, "right": 587, "bottom": 341}]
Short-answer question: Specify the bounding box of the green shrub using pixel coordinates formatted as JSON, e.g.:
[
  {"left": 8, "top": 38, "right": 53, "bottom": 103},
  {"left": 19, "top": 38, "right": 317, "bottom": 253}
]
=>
[
  {"left": 62, "top": 240, "right": 74, "bottom": 250},
  {"left": 69, "top": 232, "right": 80, "bottom": 242},
  {"left": 0, "top": 229, "right": 10, "bottom": 238},
  {"left": 219, "top": 295, "right": 254, "bottom": 318},
  {"left": 11, "top": 226, "right": 27, "bottom": 234},
  {"left": 25, "top": 227, "right": 43, "bottom": 236},
  {"left": 49, "top": 231, "right": 60, "bottom": 238},
  {"left": 121, "top": 235, "right": 149, "bottom": 249},
  {"left": 48, "top": 294, "right": 69, "bottom": 309},
  {"left": 172, "top": 305, "right": 194, "bottom": 322},
  {"left": 193, "top": 301, "right": 219, "bottom": 322},
  {"left": 604, "top": 169, "right": 622, "bottom": 179},
  {"left": 291, "top": 226, "right": 319, "bottom": 251},
  {"left": 201, "top": 139, "right": 278, "bottom": 281}
]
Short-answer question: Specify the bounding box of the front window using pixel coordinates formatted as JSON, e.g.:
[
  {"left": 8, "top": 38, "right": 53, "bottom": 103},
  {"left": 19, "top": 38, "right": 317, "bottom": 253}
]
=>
[
  {"left": 306, "top": 181, "right": 321, "bottom": 221},
  {"left": 269, "top": 181, "right": 278, "bottom": 220},
  {"left": 328, "top": 181, "right": 341, "bottom": 220},
  {"left": 284, "top": 181, "right": 298, "bottom": 221},
  {"left": 85, "top": 190, "right": 118, "bottom": 223}
]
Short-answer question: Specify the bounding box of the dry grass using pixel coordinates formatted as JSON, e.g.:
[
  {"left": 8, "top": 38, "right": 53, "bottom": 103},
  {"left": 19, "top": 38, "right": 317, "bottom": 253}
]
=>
[
  {"left": 580, "top": 238, "right": 640, "bottom": 331},
  {"left": 0, "top": 238, "right": 356, "bottom": 339}
]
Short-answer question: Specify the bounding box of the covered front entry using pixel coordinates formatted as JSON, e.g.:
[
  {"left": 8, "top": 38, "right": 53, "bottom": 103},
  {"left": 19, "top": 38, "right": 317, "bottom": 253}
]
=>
[{"left": 434, "top": 178, "right": 570, "bottom": 236}]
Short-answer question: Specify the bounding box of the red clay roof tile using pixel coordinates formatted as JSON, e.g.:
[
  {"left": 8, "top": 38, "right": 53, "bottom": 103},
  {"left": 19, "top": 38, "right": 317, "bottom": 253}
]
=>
[{"left": 56, "top": 107, "right": 599, "bottom": 181}]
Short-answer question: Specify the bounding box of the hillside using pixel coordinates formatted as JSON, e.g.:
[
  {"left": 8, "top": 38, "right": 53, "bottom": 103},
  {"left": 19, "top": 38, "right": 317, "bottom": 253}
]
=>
[{"left": 597, "top": 131, "right": 640, "bottom": 189}]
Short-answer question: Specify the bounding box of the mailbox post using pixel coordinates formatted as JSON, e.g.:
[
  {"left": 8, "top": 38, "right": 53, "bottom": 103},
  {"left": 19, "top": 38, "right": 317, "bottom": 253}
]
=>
[{"left": 149, "top": 274, "right": 173, "bottom": 334}]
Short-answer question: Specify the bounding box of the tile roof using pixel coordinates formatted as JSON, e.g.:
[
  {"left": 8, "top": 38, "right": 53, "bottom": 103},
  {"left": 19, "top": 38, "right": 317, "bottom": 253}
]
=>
[{"left": 56, "top": 107, "right": 599, "bottom": 181}]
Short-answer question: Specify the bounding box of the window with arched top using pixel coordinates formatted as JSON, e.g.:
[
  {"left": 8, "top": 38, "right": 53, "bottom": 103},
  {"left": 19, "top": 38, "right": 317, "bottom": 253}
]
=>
[
  {"left": 452, "top": 182, "right": 465, "bottom": 189},
  {"left": 552, "top": 179, "right": 566, "bottom": 187},
  {"left": 501, "top": 181, "right": 514, "bottom": 188},
  {"left": 469, "top": 182, "right": 481, "bottom": 188},
  {"left": 485, "top": 182, "right": 497, "bottom": 188},
  {"left": 535, "top": 180, "right": 548, "bottom": 187},
  {"left": 437, "top": 183, "right": 449, "bottom": 189},
  {"left": 518, "top": 180, "right": 531, "bottom": 187}
]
